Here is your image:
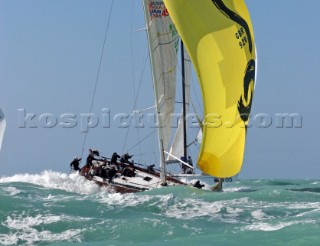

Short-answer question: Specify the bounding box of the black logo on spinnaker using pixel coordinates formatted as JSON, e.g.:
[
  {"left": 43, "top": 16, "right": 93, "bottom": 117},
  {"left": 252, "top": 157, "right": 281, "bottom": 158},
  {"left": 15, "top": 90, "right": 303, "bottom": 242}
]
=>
[
  {"left": 211, "top": 0, "right": 253, "bottom": 54},
  {"left": 237, "top": 59, "right": 255, "bottom": 123},
  {"left": 211, "top": 0, "right": 255, "bottom": 124}
]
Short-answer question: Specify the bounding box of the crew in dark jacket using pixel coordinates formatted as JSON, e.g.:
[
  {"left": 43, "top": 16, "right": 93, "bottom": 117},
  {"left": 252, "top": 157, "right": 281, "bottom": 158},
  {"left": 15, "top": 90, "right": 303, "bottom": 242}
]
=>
[
  {"left": 111, "top": 152, "right": 120, "bottom": 164},
  {"left": 86, "top": 149, "right": 97, "bottom": 168},
  {"left": 70, "top": 157, "right": 82, "bottom": 171},
  {"left": 120, "top": 153, "right": 133, "bottom": 165}
]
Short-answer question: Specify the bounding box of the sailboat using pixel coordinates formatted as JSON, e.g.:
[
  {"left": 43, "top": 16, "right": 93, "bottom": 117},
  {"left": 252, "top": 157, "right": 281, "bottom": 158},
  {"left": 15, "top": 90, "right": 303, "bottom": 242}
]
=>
[
  {"left": 77, "top": 0, "right": 187, "bottom": 192},
  {"left": 79, "top": 0, "right": 256, "bottom": 193},
  {"left": 0, "top": 108, "right": 6, "bottom": 151}
]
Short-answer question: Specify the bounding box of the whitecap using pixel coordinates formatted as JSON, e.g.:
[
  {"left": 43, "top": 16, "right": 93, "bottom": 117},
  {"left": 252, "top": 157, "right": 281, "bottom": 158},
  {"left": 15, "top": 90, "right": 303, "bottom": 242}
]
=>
[
  {"left": 294, "top": 208, "right": 320, "bottom": 218},
  {"left": 164, "top": 198, "right": 223, "bottom": 220},
  {"left": 251, "top": 209, "right": 270, "bottom": 221},
  {"left": 0, "top": 228, "right": 83, "bottom": 245},
  {"left": 0, "top": 213, "right": 89, "bottom": 245},
  {"left": 0, "top": 170, "right": 103, "bottom": 195},
  {"left": 95, "top": 192, "right": 175, "bottom": 211},
  {"left": 242, "top": 220, "right": 315, "bottom": 232},
  {"left": 2, "top": 187, "right": 22, "bottom": 196},
  {"left": 44, "top": 194, "right": 56, "bottom": 200},
  {"left": 3, "top": 214, "right": 90, "bottom": 231},
  {"left": 286, "top": 201, "right": 320, "bottom": 210},
  {"left": 223, "top": 186, "right": 251, "bottom": 193},
  {"left": 226, "top": 207, "right": 244, "bottom": 215},
  {"left": 253, "top": 180, "right": 262, "bottom": 183},
  {"left": 5, "top": 214, "right": 61, "bottom": 230}
]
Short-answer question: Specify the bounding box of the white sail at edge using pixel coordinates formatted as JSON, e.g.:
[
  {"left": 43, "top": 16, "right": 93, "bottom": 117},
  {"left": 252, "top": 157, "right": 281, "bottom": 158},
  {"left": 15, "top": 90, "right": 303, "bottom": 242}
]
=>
[
  {"left": 167, "top": 48, "right": 191, "bottom": 162},
  {"left": 0, "top": 108, "right": 6, "bottom": 151}
]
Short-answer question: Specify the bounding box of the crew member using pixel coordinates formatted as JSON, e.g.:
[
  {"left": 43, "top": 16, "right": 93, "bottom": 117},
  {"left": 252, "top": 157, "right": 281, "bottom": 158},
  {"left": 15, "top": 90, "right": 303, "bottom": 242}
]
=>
[
  {"left": 86, "top": 149, "right": 97, "bottom": 168},
  {"left": 120, "top": 153, "right": 133, "bottom": 166},
  {"left": 111, "top": 152, "right": 120, "bottom": 169},
  {"left": 70, "top": 157, "right": 82, "bottom": 171}
]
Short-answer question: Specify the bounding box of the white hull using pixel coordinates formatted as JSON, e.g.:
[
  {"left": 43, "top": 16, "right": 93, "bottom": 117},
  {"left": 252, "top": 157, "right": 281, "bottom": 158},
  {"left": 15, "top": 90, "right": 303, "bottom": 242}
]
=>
[
  {"left": 173, "top": 173, "right": 238, "bottom": 183},
  {"left": 81, "top": 162, "right": 185, "bottom": 193}
]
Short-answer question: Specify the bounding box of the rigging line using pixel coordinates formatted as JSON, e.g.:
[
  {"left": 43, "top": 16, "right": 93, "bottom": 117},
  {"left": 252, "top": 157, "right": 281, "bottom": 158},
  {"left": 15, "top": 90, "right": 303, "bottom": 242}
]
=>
[
  {"left": 136, "top": 128, "right": 143, "bottom": 161},
  {"left": 190, "top": 74, "right": 204, "bottom": 116},
  {"left": 121, "top": 45, "right": 150, "bottom": 153},
  {"left": 130, "top": 0, "right": 136, "bottom": 98},
  {"left": 125, "top": 129, "right": 157, "bottom": 153},
  {"left": 130, "top": 0, "right": 142, "bottom": 162},
  {"left": 133, "top": 105, "right": 155, "bottom": 113},
  {"left": 130, "top": 152, "right": 152, "bottom": 157},
  {"left": 80, "top": 0, "right": 115, "bottom": 158},
  {"left": 122, "top": 1, "right": 151, "bottom": 153},
  {"left": 190, "top": 99, "right": 203, "bottom": 127},
  {"left": 159, "top": 16, "right": 199, "bottom": 119},
  {"left": 163, "top": 13, "right": 202, "bottom": 118},
  {"left": 159, "top": 15, "right": 194, "bottom": 127}
]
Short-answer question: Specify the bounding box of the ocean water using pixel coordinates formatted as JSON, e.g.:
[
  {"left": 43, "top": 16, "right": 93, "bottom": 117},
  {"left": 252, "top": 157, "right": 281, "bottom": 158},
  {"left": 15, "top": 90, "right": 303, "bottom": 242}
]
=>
[{"left": 0, "top": 171, "right": 319, "bottom": 246}]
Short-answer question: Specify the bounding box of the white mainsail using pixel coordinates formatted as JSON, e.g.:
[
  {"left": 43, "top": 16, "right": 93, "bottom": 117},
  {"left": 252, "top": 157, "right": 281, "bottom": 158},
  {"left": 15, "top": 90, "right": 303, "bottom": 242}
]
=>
[
  {"left": 143, "top": 0, "right": 179, "bottom": 179},
  {"left": 0, "top": 108, "right": 6, "bottom": 151}
]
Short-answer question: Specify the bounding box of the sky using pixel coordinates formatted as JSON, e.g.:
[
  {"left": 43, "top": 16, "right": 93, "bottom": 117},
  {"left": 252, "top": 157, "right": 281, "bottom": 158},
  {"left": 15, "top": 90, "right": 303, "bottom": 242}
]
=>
[{"left": 0, "top": 0, "right": 319, "bottom": 179}]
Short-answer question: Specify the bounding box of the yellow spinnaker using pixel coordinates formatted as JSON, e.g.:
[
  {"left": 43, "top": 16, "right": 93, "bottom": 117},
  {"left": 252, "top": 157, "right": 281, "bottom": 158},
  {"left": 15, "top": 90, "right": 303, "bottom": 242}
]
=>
[{"left": 164, "top": 0, "right": 256, "bottom": 177}]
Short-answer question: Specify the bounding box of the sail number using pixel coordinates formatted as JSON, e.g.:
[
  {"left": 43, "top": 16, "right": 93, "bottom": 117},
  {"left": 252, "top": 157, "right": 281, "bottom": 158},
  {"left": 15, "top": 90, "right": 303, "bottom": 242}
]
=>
[
  {"left": 148, "top": 2, "right": 169, "bottom": 19},
  {"left": 235, "top": 27, "right": 248, "bottom": 49},
  {"left": 222, "top": 177, "right": 233, "bottom": 182}
]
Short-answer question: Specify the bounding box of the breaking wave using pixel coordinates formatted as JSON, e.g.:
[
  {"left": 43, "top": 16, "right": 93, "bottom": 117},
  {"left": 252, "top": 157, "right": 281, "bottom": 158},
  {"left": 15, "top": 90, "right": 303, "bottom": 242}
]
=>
[{"left": 0, "top": 170, "right": 104, "bottom": 195}]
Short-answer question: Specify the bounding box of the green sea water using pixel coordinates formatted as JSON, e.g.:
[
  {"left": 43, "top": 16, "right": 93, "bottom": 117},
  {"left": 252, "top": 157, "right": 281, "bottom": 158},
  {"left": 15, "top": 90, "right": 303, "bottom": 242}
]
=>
[{"left": 0, "top": 171, "right": 319, "bottom": 245}]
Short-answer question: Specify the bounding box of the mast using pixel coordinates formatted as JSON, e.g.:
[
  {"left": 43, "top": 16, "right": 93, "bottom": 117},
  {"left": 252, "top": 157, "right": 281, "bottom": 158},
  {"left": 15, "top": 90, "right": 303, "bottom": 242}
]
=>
[
  {"left": 181, "top": 41, "right": 187, "bottom": 161},
  {"left": 160, "top": 139, "right": 167, "bottom": 185}
]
